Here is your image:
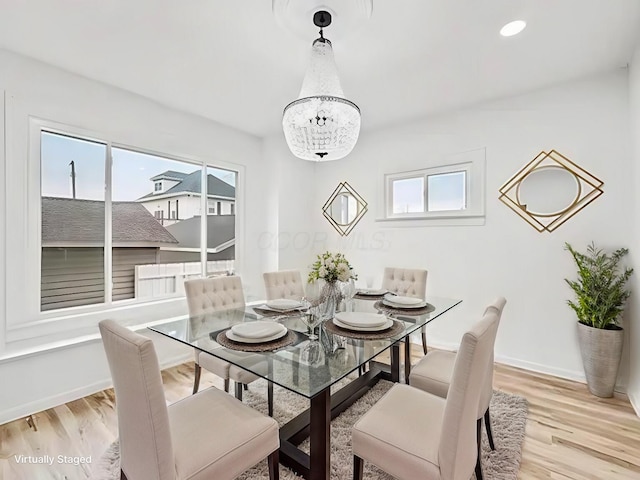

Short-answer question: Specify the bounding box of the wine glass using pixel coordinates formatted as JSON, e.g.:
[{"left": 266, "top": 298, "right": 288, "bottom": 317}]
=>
[
  {"left": 300, "top": 298, "right": 322, "bottom": 341},
  {"left": 341, "top": 278, "right": 357, "bottom": 312}
]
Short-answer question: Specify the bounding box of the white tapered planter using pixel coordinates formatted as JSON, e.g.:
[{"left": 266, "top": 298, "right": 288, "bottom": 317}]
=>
[{"left": 576, "top": 322, "right": 624, "bottom": 398}]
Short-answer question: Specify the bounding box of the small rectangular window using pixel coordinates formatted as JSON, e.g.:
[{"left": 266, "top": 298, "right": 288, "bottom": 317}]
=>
[
  {"left": 208, "top": 207, "right": 215, "bottom": 214},
  {"left": 230, "top": 203, "right": 235, "bottom": 215},
  {"left": 154, "top": 181, "right": 162, "bottom": 191},
  {"left": 383, "top": 150, "right": 485, "bottom": 223}
]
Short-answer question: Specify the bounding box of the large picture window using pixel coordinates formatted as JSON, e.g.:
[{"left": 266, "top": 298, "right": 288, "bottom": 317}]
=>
[{"left": 40, "top": 129, "right": 237, "bottom": 313}]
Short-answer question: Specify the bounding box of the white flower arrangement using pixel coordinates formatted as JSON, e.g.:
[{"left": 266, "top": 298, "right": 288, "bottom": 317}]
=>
[{"left": 308, "top": 252, "right": 357, "bottom": 284}]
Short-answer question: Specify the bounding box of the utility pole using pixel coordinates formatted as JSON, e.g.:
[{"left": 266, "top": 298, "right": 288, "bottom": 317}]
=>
[{"left": 69, "top": 160, "right": 76, "bottom": 199}]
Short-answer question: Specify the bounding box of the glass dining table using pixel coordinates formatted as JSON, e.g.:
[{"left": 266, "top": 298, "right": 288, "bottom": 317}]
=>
[{"left": 150, "top": 295, "right": 461, "bottom": 480}]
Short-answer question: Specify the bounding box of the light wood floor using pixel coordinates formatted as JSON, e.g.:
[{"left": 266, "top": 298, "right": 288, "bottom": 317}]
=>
[{"left": 1, "top": 353, "right": 639, "bottom": 480}]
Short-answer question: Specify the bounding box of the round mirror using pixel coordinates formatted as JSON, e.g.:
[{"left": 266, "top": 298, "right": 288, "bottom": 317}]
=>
[
  {"left": 517, "top": 166, "right": 581, "bottom": 216},
  {"left": 330, "top": 193, "right": 359, "bottom": 225}
]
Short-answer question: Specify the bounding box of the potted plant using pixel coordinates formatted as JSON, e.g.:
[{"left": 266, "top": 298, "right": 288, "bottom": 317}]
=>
[{"left": 565, "top": 242, "right": 633, "bottom": 397}]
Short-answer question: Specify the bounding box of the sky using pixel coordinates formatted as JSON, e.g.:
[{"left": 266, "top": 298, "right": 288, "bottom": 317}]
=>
[
  {"left": 392, "top": 171, "right": 466, "bottom": 213},
  {"left": 40, "top": 131, "right": 236, "bottom": 202}
]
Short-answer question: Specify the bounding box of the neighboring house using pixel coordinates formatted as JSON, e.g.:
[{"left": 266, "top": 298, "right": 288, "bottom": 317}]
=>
[
  {"left": 41, "top": 197, "right": 178, "bottom": 311},
  {"left": 137, "top": 170, "right": 236, "bottom": 225},
  {"left": 160, "top": 214, "right": 235, "bottom": 263}
]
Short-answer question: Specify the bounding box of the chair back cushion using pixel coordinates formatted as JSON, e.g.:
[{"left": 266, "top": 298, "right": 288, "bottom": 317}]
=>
[
  {"left": 99, "top": 320, "right": 175, "bottom": 480},
  {"left": 438, "top": 311, "right": 500, "bottom": 480},
  {"left": 382, "top": 267, "right": 427, "bottom": 298},
  {"left": 184, "top": 276, "right": 245, "bottom": 315},
  {"left": 263, "top": 270, "right": 305, "bottom": 300},
  {"left": 478, "top": 297, "right": 507, "bottom": 416}
]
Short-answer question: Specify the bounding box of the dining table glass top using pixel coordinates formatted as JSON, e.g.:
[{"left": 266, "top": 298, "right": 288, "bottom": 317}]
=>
[{"left": 150, "top": 296, "right": 461, "bottom": 399}]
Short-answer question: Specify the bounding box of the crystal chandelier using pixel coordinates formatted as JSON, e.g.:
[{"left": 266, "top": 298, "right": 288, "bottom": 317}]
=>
[{"left": 282, "top": 11, "right": 361, "bottom": 161}]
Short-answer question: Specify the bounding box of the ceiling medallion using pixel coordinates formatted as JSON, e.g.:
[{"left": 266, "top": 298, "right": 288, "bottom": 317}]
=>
[{"left": 281, "top": 8, "right": 364, "bottom": 161}]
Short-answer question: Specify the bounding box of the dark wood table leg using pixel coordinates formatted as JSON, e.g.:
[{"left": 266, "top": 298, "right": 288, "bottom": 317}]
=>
[
  {"left": 390, "top": 342, "right": 400, "bottom": 383},
  {"left": 404, "top": 336, "right": 411, "bottom": 384},
  {"left": 309, "top": 388, "right": 331, "bottom": 480}
]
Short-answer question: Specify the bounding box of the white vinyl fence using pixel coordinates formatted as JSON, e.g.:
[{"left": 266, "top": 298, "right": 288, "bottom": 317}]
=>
[{"left": 135, "top": 260, "right": 235, "bottom": 298}]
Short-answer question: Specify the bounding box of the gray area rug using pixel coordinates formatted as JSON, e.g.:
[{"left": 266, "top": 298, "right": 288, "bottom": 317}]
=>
[{"left": 91, "top": 380, "right": 527, "bottom": 480}]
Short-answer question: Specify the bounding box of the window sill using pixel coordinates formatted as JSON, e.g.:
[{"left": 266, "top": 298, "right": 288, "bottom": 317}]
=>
[
  {"left": 0, "top": 315, "right": 188, "bottom": 365},
  {"left": 374, "top": 215, "right": 485, "bottom": 227}
]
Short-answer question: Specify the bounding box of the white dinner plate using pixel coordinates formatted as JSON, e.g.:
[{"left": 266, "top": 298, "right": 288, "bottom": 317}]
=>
[
  {"left": 266, "top": 299, "right": 303, "bottom": 311},
  {"left": 231, "top": 321, "right": 286, "bottom": 339},
  {"left": 383, "top": 294, "right": 423, "bottom": 305},
  {"left": 335, "top": 312, "right": 388, "bottom": 328},
  {"left": 356, "top": 288, "right": 387, "bottom": 296},
  {"left": 382, "top": 298, "right": 427, "bottom": 309},
  {"left": 226, "top": 327, "right": 287, "bottom": 344},
  {"left": 333, "top": 317, "right": 394, "bottom": 332}
]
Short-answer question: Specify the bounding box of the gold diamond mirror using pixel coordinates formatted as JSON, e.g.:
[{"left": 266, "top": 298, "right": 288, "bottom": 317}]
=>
[
  {"left": 499, "top": 150, "right": 603, "bottom": 232},
  {"left": 322, "top": 182, "right": 368, "bottom": 236}
]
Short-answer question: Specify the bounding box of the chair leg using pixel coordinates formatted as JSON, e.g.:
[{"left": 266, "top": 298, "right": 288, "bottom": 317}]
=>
[
  {"left": 475, "top": 418, "right": 484, "bottom": 480},
  {"left": 235, "top": 382, "right": 243, "bottom": 401},
  {"left": 268, "top": 381, "right": 274, "bottom": 416},
  {"left": 267, "top": 449, "right": 279, "bottom": 480},
  {"left": 421, "top": 326, "right": 428, "bottom": 354},
  {"left": 192, "top": 363, "right": 202, "bottom": 394},
  {"left": 353, "top": 455, "right": 364, "bottom": 480},
  {"left": 484, "top": 407, "right": 496, "bottom": 451},
  {"left": 224, "top": 378, "right": 230, "bottom": 393},
  {"left": 243, "top": 383, "right": 249, "bottom": 391}
]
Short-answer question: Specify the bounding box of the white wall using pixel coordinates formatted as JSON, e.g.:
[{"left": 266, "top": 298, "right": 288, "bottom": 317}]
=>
[
  {"left": 628, "top": 45, "right": 640, "bottom": 414},
  {"left": 0, "top": 49, "right": 279, "bottom": 424},
  {"left": 274, "top": 70, "right": 634, "bottom": 387}
]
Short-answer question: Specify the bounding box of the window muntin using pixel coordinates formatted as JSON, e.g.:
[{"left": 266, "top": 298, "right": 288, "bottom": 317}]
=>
[{"left": 39, "top": 129, "right": 237, "bottom": 314}]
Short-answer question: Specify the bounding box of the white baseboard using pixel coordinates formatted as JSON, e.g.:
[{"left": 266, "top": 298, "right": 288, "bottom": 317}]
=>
[
  {"left": 413, "top": 338, "right": 632, "bottom": 395},
  {"left": 0, "top": 378, "right": 113, "bottom": 426},
  {"left": 0, "top": 352, "right": 192, "bottom": 426},
  {"left": 493, "top": 353, "right": 587, "bottom": 383},
  {"left": 629, "top": 390, "right": 640, "bottom": 417}
]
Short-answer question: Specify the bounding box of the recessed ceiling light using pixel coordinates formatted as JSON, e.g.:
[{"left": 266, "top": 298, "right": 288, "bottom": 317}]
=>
[{"left": 500, "top": 20, "right": 526, "bottom": 37}]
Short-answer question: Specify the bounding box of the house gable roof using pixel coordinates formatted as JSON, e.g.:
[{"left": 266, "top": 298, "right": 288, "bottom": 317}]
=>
[
  {"left": 164, "top": 214, "right": 234, "bottom": 251},
  {"left": 42, "top": 197, "right": 178, "bottom": 245},
  {"left": 138, "top": 171, "right": 235, "bottom": 200},
  {"left": 149, "top": 170, "right": 190, "bottom": 182}
]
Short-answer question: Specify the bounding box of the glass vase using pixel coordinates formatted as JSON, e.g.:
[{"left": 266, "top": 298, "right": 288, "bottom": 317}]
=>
[{"left": 318, "top": 280, "right": 342, "bottom": 321}]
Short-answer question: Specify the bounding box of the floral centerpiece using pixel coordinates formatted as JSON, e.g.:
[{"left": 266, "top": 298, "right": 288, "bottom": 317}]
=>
[
  {"left": 308, "top": 251, "right": 357, "bottom": 284},
  {"left": 307, "top": 252, "right": 357, "bottom": 320}
]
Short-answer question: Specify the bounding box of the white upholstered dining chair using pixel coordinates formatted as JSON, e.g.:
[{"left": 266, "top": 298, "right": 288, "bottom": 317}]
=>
[
  {"left": 263, "top": 270, "right": 305, "bottom": 300},
  {"left": 352, "top": 310, "right": 500, "bottom": 480},
  {"left": 382, "top": 267, "right": 429, "bottom": 353},
  {"left": 409, "top": 297, "right": 507, "bottom": 480},
  {"left": 184, "top": 276, "right": 273, "bottom": 415},
  {"left": 99, "top": 319, "right": 280, "bottom": 480}
]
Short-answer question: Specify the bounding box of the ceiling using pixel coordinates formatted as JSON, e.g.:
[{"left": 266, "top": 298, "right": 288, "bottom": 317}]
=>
[{"left": 0, "top": 1, "right": 639, "bottom": 137}]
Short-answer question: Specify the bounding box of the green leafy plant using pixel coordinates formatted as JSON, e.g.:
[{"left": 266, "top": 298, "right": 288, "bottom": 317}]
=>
[{"left": 565, "top": 242, "right": 633, "bottom": 329}]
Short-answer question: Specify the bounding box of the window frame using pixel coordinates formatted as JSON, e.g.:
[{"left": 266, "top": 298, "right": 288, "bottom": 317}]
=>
[
  {"left": 5, "top": 116, "right": 244, "bottom": 344},
  {"left": 380, "top": 149, "right": 485, "bottom": 225}
]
